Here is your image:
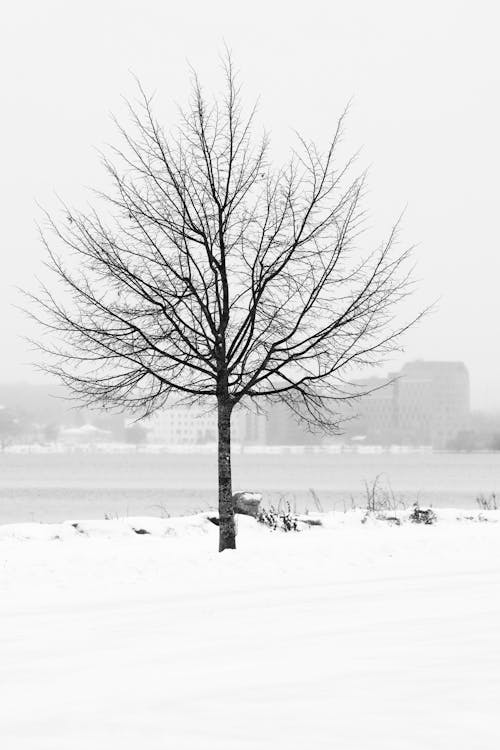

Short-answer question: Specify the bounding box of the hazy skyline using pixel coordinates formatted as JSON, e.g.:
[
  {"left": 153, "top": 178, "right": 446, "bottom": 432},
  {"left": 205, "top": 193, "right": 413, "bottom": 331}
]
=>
[{"left": 2, "top": 0, "right": 499, "bottom": 408}]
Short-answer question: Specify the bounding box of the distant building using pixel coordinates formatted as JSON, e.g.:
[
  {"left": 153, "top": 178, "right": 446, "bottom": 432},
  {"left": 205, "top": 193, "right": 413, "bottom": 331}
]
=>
[
  {"left": 240, "top": 408, "right": 267, "bottom": 445},
  {"left": 59, "top": 423, "right": 112, "bottom": 444},
  {"left": 139, "top": 406, "right": 218, "bottom": 445},
  {"left": 393, "top": 360, "right": 470, "bottom": 448},
  {"left": 127, "top": 361, "right": 470, "bottom": 448},
  {"left": 264, "top": 402, "right": 320, "bottom": 445},
  {"left": 136, "top": 404, "right": 261, "bottom": 445},
  {"left": 351, "top": 360, "right": 470, "bottom": 448},
  {"left": 349, "top": 377, "right": 395, "bottom": 444}
]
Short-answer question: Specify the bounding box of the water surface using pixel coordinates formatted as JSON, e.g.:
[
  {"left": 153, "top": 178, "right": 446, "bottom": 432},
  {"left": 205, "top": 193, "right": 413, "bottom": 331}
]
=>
[{"left": 0, "top": 450, "right": 498, "bottom": 524}]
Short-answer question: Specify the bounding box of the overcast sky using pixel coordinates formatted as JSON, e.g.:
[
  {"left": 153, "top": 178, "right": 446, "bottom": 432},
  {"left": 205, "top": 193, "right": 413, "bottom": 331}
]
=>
[{"left": 1, "top": 0, "right": 499, "bottom": 408}]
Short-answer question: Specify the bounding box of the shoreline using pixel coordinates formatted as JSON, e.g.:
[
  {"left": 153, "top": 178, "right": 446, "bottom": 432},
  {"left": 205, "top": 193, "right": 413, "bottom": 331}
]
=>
[{"left": 3, "top": 441, "right": 500, "bottom": 455}]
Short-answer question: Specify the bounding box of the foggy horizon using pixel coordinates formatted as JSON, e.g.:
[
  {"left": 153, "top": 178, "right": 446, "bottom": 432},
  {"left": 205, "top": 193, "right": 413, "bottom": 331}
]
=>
[
  {"left": 0, "top": 357, "right": 496, "bottom": 414},
  {"left": 2, "top": 0, "right": 499, "bottom": 409}
]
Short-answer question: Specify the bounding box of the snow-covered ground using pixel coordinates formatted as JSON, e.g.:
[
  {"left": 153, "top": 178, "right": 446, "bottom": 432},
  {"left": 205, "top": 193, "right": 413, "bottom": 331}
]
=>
[{"left": 1, "top": 509, "right": 499, "bottom": 749}]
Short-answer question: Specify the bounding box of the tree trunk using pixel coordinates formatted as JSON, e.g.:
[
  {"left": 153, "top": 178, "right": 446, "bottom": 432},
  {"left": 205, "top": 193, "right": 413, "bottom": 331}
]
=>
[{"left": 217, "top": 398, "right": 236, "bottom": 551}]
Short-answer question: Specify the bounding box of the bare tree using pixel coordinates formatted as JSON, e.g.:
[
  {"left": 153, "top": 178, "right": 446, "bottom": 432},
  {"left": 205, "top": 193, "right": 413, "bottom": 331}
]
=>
[{"left": 28, "top": 58, "right": 422, "bottom": 551}]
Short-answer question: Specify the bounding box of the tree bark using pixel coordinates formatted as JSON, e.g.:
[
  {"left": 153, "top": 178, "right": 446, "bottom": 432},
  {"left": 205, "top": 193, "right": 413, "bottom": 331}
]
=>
[{"left": 217, "top": 398, "right": 236, "bottom": 551}]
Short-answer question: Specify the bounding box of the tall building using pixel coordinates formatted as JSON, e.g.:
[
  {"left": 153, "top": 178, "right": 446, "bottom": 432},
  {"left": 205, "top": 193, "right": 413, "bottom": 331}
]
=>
[
  {"left": 348, "top": 377, "right": 395, "bottom": 444},
  {"left": 393, "top": 360, "right": 470, "bottom": 448},
  {"left": 350, "top": 361, "right": 470, "bottom": 448}
]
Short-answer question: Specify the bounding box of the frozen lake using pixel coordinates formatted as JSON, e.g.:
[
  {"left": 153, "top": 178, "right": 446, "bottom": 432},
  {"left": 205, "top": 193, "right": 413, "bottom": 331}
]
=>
[{"left": 0, "top": 450, "right": 499, "bottom": 524}]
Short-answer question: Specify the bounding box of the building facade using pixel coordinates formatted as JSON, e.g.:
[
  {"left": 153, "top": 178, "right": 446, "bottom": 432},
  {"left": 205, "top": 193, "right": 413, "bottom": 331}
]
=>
[
  {"left": 352, "top": 360, "right": 470, "bottom": 448},
  {"left": 142, "top": 406, "right": 218, "bottom": 444},
  {"left": 136, "top": 404, "right": 265, "bottom": 446},
  {"left": 393, "top": 360, "right": 470, "bottom": 448}
]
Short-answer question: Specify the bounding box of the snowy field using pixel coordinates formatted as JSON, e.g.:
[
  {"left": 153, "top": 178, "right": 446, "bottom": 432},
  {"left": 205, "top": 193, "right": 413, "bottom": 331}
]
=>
[{"left": 1, "top": 510, "right": 499, "bottom": 749}]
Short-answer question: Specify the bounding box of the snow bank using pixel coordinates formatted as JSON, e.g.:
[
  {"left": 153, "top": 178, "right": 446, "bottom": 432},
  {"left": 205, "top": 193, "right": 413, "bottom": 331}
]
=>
[
  {"left": 0, "top": 506, "right": 497, "bottom": 542},
  {"left": 0, "top": 511, "right": 216, "bottom": 541}
]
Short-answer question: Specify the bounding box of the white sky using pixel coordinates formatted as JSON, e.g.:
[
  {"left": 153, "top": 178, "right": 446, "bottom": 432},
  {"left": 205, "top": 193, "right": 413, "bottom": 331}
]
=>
[{"left": 1, "top": 0, "right": 499, "bottom": 408}]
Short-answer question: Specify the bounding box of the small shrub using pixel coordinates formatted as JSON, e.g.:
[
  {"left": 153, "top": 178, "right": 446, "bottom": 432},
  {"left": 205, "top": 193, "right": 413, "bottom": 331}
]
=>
[
  {"left": 476, "top": 493, "right": 498, "bottom": 511},
  {"left": 258, "top": 502, "right": 300, "bottom": 532},
  {"left": 308, "top": 488, "right": 324, "bottom": 513},
  {"left": 364, "top": 474, "right": 407, "bottom": 514},
  {"left": 409, "top": 504, "right": 437, "bottom": 525},
  {"left": 360, "top": 475, "right": 408, "bottom": 524},
  {"left": 104, "top": 511, "right": 124, "bottom": 521}
]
